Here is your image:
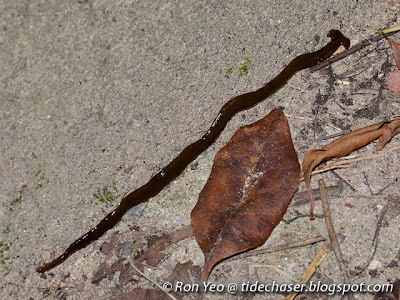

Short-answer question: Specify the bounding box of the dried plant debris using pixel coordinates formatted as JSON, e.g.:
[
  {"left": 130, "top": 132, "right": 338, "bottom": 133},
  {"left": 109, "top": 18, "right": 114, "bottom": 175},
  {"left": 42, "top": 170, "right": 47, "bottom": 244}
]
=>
[
  {"left": 386, "top": 37, "right": 400, "bottom": 94},
  {"left": 191, "top": 108, "right": 300, "bottom": 282},
  {"left": 93, "top": 227, "right": 193, "bottom": 287},
  {"left": 92, "top": 258, "right": 135, "bottom": 285},
  {"left": 134, "top": 226, "right": 192, "bottom": 267},
  {"left": 111, "top": 261, "right": 199, "bottom": 300},
  {"left": 166, "top": 261, "right": 201, "bottom": 287},
  {"left": 386, "top": 37, "right": 400, "bottom": 69},
  {"left": 302, "top": 118, "right": 400, "bottom": 218}
]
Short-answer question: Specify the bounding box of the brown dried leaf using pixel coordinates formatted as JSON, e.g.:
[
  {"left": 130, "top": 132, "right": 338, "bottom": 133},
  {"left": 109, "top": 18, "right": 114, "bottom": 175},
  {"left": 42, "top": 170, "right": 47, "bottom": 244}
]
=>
[
  {"left": 134, "top": 226, "right": 192, "bottom": 267},
  {"left": 92, "top": 258, "right": 134, "bottom": 285},
  {"left": 386, "top": 37, "right": 400, "bottom": 70},
  {"left": 166, "top": 261, "right": 201, "bottom": 285},
  {"left": 386, "top": 37, "right": 400, "bottom": 94},
  {"left": 99, "top": 233, "right": 122, "bottom": 256},
  {"left": 388, "top": 70, "right": 400, "bottom": 94},
  {"left": 191, "top": 108, "right": 300, "bottom": 282},
  {"left": 303, "top": 119, "right": 400, "bottom": 218}
]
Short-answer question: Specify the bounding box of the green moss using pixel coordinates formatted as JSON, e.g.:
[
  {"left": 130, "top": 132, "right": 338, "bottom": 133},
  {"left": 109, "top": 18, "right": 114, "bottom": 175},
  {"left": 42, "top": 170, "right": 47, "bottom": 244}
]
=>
[
  {"left": 93, "top": 186, "right": 118, "bottom": 211},
  {"left": 9, "top": 190, "right": 23, "bottom": 212},
  {"left": 225, "top": 59, "right": 252, "bottom": 78},
  {"left": 34, "top": 169, "right": 49, "bottom": 189},
  {"left": 239, "top": 59, "right": 252, "bottom": 78},
  {"left": 0, "top": 241, "right": 12, "bottom": 267}
]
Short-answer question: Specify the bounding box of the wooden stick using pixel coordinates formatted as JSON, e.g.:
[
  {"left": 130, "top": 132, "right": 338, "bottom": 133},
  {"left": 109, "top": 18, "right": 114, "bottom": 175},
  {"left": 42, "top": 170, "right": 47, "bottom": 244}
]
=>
[
  {"left": 229, "top": 235, "right": 326, "bottom": 262},
  {"left": 130, "top": 254, "right": 178, "bottom": 300},
  {"left": 285, "top": 241, "right": 332, "bottom": 300},
  {"left": 354, "top": 204, "right": 389, "bottom": 275},
  {"left": 318, "top": 179, "right": 354, "bottom": 300},
  {"left": 310, "top": 31, "right": 398, "bottom": 72},
  {"left": 330, "top": 169, "right": 356, "bottom": 191},
  {"left": 313, "top": 131, "right": 346, "bottom": 142}
]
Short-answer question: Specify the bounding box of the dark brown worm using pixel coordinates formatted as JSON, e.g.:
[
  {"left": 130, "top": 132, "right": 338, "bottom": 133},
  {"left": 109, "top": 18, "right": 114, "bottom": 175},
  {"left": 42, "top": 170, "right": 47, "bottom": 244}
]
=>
[{"left": 36, "top": 30, "right": 350, "bottom": 273}]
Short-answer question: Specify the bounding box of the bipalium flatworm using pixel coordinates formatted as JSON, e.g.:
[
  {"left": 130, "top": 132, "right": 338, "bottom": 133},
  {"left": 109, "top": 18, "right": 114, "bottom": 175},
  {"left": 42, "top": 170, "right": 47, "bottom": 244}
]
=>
[{"left": 36, "top": 30, "right": 350, "bottom": 273}]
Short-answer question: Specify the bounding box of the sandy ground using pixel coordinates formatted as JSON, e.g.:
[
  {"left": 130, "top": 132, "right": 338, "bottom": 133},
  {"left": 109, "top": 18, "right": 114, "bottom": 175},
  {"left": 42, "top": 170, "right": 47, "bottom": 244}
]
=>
[{"left": 1, "top": 1, "right": 400, "bottom": 299}]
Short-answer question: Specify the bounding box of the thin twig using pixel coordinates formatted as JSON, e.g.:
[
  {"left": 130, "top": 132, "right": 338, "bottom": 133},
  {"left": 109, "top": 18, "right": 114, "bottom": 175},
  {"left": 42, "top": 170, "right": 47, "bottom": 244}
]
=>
[
  {"left": 282, "top": 214, "right": 310, "bottom": 224},
  {"left": 251, "top": 264, "right": 297, "bottom": 282},
  {"left": 130, "top": 253, "right": 178, "bottom": 300},
  {"left": 334, "top": 98, "right": 348, "bottom": 111},
  {"left": 319, "top": 180, "right": 353, "bottom": 300},
  {"left": 312, "top": 131, "right": 346, "bottom": 142},
  {"left": 300, "top": 164, "right": 355, "bottom": 182},
  {"left": 283, "top": 213, "right": 326, "bottom": 223},
  {"left": 286, "top": 241, "right": 332, "bottom": 300},
  {"left": 290, "top": 181, "right": 344, "bottom": 207},
  {"left": 325, "top": 123, "right": 343, "bottom": 132},
  {"left": 310, "top": 31, "right": 398, "bottom": 72},
  {"left": 372, "top": 205, "right": 388, "bottom": 246},
  {"left": 354, "top": 204, "right": 388, "bottom": 275},
  {"left": 363, "top": 172, "right": 375, "bottom": 195},
  {"left": 330, "top": 169, "right": 356, "bottom": 191},
  {"left": 363, "top": 172, "right": 396, "bottom": 195},
  {"left": 229, "top": 235, "right": 326, "bottom": 262}
]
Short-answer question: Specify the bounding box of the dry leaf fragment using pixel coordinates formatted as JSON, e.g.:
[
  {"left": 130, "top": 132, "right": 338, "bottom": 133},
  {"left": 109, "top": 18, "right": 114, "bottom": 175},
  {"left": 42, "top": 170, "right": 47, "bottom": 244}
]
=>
[
  {"left": 386, "top": 37, "right": 400, "bottom": 94},
  {"left": 302, "top": 119, "right": 400, "bottom": 219},
  {"left": 387, "top": 70, "right": 400, "bottom": 94},
  {"left": 386, "top": 37, "right": 400, "bottom": 70},
  {"left": 191, "top": 108, "right": 300, "bottom": 282}
]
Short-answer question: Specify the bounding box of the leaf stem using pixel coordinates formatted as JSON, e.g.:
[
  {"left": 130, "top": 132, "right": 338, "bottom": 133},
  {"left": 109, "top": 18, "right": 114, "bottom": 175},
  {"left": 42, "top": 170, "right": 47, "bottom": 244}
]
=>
[{"left": 379, "top": 25, "right": 400, "bottom": 35}]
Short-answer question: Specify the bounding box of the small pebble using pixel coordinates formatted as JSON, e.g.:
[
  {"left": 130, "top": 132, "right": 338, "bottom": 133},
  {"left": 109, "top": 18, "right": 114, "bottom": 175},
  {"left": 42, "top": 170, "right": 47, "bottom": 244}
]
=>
[{"left": 367, "top": 259, "right": 382, "bottom": 270}]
